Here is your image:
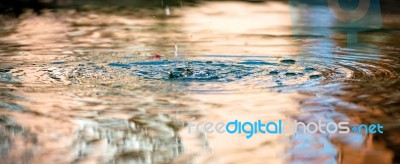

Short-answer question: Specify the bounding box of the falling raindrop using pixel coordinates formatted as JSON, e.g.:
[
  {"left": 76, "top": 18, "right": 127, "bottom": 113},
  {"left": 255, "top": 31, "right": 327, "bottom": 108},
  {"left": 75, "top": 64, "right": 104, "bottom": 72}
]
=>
[
  {"left": 174, "top": 44, "right": 178, "bottom": 57},
  {"left": 165, "top": 6, "right": 170, "bottom": 16}
]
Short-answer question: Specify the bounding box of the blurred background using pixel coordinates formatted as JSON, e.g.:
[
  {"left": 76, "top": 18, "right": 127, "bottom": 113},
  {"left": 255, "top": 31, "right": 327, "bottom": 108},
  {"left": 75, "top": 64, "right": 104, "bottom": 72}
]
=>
[{"left": 0, "top": 0, "right": 399, "bottom": 164}]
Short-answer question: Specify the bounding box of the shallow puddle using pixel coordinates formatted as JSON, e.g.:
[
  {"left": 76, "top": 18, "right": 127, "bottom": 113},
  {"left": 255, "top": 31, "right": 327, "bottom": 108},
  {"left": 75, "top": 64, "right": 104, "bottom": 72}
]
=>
[{"left": 0, "top": 0, "right": 400, "bottom": 164}]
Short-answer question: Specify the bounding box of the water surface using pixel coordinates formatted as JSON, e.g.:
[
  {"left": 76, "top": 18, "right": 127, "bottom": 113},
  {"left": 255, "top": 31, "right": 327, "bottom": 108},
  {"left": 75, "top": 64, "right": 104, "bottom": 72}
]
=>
[{"left": 0, "top": 1, "right": 400, "bottom": 163}]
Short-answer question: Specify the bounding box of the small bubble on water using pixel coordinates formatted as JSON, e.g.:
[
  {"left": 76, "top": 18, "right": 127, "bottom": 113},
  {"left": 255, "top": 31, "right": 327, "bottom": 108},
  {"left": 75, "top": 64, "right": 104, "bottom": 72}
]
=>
[
  {"left": 52, "top": 61, "right": 65, "bottom": 65},
  {"left": 285, "top": 72, "right": 297, "bottom": 76},
  {"left": 269, "top": 70, "right": 279, "bottom": 75},
  {"left": 280, "top": 59, "right": 296, "bottom": 64},
  {"left": 309, "top": 74, "right": 322, "bottom": 79},
  {"left": 304, "top": 67, "right": 316, "bottom": 72}
]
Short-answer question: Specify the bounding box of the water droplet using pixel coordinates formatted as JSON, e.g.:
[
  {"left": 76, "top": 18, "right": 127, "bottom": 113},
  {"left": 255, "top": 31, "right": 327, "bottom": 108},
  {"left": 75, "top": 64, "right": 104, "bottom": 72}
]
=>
[
  {"left": 165, "top": 6, "right": 170, "bottom": 16},
  {"left": 174, "top": 44, "right": 178, "bottom": 57}
]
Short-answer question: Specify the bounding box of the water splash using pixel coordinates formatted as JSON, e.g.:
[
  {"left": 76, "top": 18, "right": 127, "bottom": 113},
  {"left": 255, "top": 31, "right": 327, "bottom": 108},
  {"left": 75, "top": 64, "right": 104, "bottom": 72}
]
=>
[{"left": 174, "top": 44, "right": 178, "bottom": 57}]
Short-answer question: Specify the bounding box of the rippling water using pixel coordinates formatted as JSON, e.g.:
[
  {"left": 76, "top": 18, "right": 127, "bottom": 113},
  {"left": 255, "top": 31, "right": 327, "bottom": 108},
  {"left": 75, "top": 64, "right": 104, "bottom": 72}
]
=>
[{"left": 0, "top": 1, "right": 400, "bottom": 163}]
